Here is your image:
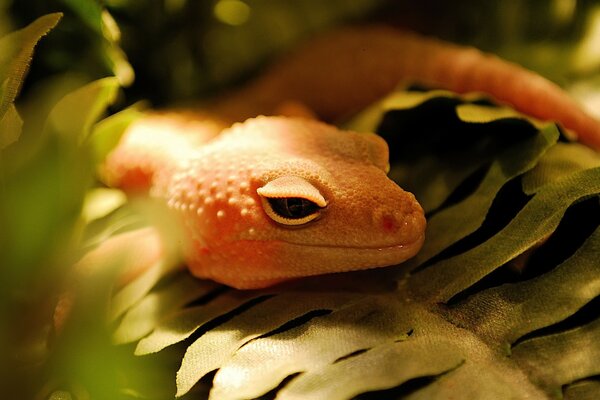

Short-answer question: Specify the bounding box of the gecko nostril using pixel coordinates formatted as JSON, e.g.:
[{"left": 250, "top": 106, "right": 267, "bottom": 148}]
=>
[{"left": 381, "top": 213, "right": 400, "bottom": 234}]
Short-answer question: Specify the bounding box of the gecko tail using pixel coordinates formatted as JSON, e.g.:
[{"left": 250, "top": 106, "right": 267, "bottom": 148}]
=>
[
  {"left": 101, "top": 111, "right": 227, "bottom": 193},
  {"left": 406, "top": 31, "right": 600, "bottom": 149},
  {"left": 213, "top": 26, "right": 600, "bottom": 151}
]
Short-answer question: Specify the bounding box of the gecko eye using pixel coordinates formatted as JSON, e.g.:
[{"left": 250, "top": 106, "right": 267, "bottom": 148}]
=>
[
  {"left": 262, "top": 197, "right": 321, "bottom": 225},
  {"left": 257, "top": 176, "right": 327, "bottom": 226}
]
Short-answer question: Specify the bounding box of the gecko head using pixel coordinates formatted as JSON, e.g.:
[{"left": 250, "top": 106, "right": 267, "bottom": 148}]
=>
[{"left": 178, "top": 117, "right": 426, "bottom": 289}]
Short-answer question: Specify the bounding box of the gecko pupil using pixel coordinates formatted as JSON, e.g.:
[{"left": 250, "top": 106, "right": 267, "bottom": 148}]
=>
[{"left": 268, "top": 197, "right": 318, "bottom": 219}]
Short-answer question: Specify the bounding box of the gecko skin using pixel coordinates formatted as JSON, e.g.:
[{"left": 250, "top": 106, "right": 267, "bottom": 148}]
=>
[{"left": 102, "top": 26, "right": 600, "bottom": 290}]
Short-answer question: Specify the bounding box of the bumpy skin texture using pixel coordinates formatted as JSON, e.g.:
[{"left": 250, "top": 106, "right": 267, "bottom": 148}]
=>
[{"left": 105, "top": 116, "right": 426, "bottom": 289}]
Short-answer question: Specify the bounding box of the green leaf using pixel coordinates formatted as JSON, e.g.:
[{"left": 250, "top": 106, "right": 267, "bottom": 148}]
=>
[
  {"left": 0, "top": 13, "right": 62, "bottom": 120},
  {"left": 90, "top": 105, "right": 143, "bottom": 164},
  {"left": 109, "top": 257, "right": 181, "bottom": 322},
  {"left": 403, "top": 123, "right": 558, "bottom": 269},
  {"left": 409, "top": 166, "right": 600, "bottom": 303},
  {"left": 113, "top": 273, "right": 220, "bottom": 344},
  {"left": 59, "top": 0, "right": 103, "bottom": 34},
  {"left": 275, "top": 337, "right": 463, "bottom": 400},
  {"left": 175, "top": 292, "right": 363, "bottom": 396},
  {"left": 522, "top": 143, "right": 600, "bottom": 194},
  {"left": 46, "top": 76, "right": 120, "bottom": 142},
  {"left": 512, "top": 317, "right": 600, "bottom": 395},
  {"left": 0, "top": 103, "right": 23, "bottom": 149},
  {"left": 81, "top": 187, "right": 127, "bottom": 223},
  {"left": 450, "top": 225, "right": 600, "bottom": 344}
]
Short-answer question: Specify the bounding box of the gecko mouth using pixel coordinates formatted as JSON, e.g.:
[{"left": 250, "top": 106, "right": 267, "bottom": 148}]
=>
[
  {"left": 239, "top": 233, "right": 425, "bottom": 285},
  {"left": 195, "top": 235, "right": 426, "bottom": 290},
  {"left": 277, "top": 235, "right": 425, "bottom": 251}
]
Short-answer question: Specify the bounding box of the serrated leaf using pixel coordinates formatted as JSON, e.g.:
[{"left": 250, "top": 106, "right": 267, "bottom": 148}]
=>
[
  {"left": 403, "top": 123, "right": 558, "bottom": 269},
  {"left": 409, "top": 166, "right": 600, "bottom": 303},
  {"left": 356, "top": 90, "right": 547, "bottom": 213},
  {"left": 0, "top": 13, "right": 62, "bottom": 120},
  {"left": 113, "top": 273, "right": 219, "bottom": 344},
  {"left": 109, "top": 257, "right": 180, "bottom": 322},
  {"left": 135, "top": 290, "right": 267, "bottom": 356},
  {"left": 512, "top": 317, "right": 600, "bottom": 394},
  {"left": 449, "top": 225, "right": 600, "bottom": 344},
  {"left": 207, "top": 296, "right": 414, "bottom": 400},
  {"left": 522, "top": 143, "right": 600, "bottom": 194},
  {"left": 175, "top": 292, "right": 362, "bottom": 396},
  {"left": 276, "top": 337, "right": 464, "bottom": 400}
]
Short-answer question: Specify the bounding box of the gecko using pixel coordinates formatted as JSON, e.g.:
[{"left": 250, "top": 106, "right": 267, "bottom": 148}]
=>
[{"left": 94, "top": 25, "right": 600, "bottom": 291}]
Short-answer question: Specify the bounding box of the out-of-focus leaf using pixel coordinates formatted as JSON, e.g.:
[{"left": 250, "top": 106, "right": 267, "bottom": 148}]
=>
[
  {"left": 56, "top": 0, "right": 133, "bottom": 85},
  {"left": 0, "top": 13, "right": 61, "bottom": 149},
  {"left": 82, "top": 187, "right": 127, "bottom": 223},
  {"left": 113, "top": 273, "right": 219, "bottom": 344},
  {"left": 135, "top": 290, "right": 266, "bottom": 355},
  {"left": 455, "top": 103, "right": 544, "bottom": 127},
  {"left": 46, "top": 76, "right": 120, "bottom": 142},
  {"left": 0, "top": 103, "right": 22, "bottom": 148},
  {"left": 59, "top": 0, "right": 103, "bottom": 34},
  {"left": 90, "top": 105, "right": 143, "bottom": 163},
  {"left": 110, "top": 258, "right": 180, "bottom": 322},
  {"left": 563, "top": 379, "right": 600, "bottom": 400},
  {"left": 0, "top": 12, "right": 62, "bottom": 119}
]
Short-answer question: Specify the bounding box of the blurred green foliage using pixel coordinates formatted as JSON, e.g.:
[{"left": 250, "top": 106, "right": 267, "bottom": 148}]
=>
[{"left": 8, "top": 0, "right": 599, "bottom": 107}]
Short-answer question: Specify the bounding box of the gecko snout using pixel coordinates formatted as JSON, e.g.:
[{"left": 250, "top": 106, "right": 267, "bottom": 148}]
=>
[{"left": 373, "top": 197, "right": 426, "bottom": 247}]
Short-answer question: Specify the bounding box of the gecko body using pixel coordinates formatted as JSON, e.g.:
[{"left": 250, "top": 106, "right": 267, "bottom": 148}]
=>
[
  {"left": 102, "top": 26, "right": 600, "bottom": 289},
  {"left": 105, "top": 116, "right": 425, "bottom": 289}
]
